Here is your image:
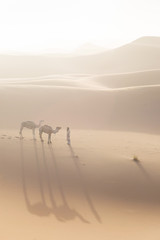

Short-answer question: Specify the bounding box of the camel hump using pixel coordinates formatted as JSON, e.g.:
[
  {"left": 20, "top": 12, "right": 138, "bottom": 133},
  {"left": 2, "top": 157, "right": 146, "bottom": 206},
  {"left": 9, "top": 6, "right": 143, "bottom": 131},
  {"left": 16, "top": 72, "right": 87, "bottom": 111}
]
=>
[
  {"left": 22, "top": 121, "right": 35, "bottom": 128},
  {"left": 43, "top": 125, "right": 51, "bottom": 128},
  {"left": 26, "top": 121, "right": 33, "bottom": 124},
  {"left": 40, "top": 125, "right": 53, "bottom": 133}
]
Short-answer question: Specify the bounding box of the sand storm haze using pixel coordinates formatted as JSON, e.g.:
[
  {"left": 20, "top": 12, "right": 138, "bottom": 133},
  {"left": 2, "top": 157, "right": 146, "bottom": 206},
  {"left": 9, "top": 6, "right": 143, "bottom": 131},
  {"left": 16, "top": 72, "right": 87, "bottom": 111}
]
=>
[{"left": 0, "top": 0, "right": 160, "bottom": 238}]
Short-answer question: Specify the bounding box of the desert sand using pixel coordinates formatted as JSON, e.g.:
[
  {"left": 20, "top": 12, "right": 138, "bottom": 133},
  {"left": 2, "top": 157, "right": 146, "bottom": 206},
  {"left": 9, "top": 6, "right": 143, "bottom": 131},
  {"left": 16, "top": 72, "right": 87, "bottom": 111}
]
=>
[{"left": 1, "top": 37, "right": 160, "bottom": 240}]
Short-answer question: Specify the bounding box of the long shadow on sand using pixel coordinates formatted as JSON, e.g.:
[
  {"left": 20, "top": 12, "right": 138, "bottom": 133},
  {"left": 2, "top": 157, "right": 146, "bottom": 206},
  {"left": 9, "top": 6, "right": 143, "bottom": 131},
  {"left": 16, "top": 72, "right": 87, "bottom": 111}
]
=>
[
  {"left": 132, "top": 159, "right": 152, "bottom": 182},
  {"left": 44, "top": 143, "right": 89, "bottom": 223},
  {"left": 40, "top": 142, "right": 74, "bottom": 221},
  {"left": 68, "top": 145, "right": 101, "bottom": 223},
  {"left": 20, "top": 140, "right": 51, "bottom": 217},
  {"left": 20, "top": 139, "right": 90, "bottom": 222},
  {"left": 20, "top": 140, "right": 66, "bottom": 220}
]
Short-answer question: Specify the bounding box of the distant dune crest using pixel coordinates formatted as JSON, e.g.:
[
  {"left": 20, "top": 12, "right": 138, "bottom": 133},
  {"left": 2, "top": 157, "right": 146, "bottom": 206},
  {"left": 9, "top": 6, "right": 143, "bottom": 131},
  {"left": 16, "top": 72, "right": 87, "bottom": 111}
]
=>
[
  {"left": 0, "top": 36, "right": 160, "bottom": 78},
  {"left": 132, "top": 36, "right": 160, "bottom": 47}
]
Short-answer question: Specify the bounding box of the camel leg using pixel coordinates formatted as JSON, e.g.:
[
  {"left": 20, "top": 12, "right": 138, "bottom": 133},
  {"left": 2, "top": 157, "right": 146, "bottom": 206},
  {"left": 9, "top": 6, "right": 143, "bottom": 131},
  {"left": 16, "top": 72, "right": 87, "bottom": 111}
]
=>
[
  {"left": 32, "top": 128, "right": 36, "bottom": 140},
  {"left": 19, "top": 124, "right": 24, "bottom": 139},
  {"left": 48, "top": 133, "right": 51, "bottom": 144},
  {"left": 50, "top": 134, "right": 52, "bottom": 144},
  {"left": 39, "top": 130, "right": 44, "bottom": 142}
]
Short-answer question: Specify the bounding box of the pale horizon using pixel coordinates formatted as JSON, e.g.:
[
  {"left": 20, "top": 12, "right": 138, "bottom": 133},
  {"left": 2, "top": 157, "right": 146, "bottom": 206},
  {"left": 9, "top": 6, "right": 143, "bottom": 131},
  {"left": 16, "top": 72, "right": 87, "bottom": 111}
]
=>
[
  {"left": 0, "top": 0, "right": 160, "bottom": 53},
  {"left": 0, "top": 36, "right": 159, "bottom": 55}
]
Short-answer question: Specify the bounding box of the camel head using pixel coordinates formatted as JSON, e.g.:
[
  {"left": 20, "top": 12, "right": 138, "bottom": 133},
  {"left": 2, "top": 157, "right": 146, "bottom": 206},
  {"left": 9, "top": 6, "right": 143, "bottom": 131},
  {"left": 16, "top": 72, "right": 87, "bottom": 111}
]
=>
[{"left": 52, "top": 127, "right": 61, "bottom": 134}]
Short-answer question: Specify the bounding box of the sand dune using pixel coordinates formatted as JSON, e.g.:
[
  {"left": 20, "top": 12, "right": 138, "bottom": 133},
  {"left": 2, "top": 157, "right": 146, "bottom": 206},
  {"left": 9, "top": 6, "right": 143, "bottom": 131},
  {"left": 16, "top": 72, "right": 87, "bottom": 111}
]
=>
[
  {"left": 91, "top": 69, "right": 160, "bottom": 88},
  {"left": 0, "top": 36, "right": 160, "bottom": 78},
  {"left": 1, "top": 36, "right": 160, "bottom": 239},
  {"left": 2, "top": 69, "right": 160, "bottom": 89},
  {"left": 132, "top": 36, "right": 160, "bottom": 47},
  {"left": 0, "top": 69, "right": 160, "bottom": 134}
]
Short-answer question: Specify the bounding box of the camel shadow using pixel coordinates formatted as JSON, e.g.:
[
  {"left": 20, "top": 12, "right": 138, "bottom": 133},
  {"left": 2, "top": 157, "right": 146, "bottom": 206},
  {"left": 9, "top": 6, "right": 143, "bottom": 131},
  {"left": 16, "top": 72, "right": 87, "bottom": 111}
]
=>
[
  {"left": 41, "top": 142, "right": 72, "bottom": 221},
  {"left": 20, "top": 140, "right": 51, "bottom": 217},
  {"left": 68, "top": 145, "right": 101, "bottom": 223},
  {"left": 47, "top": 144, "right": 89, "bottom": 223},
  {"left": 20, "top": 140, "right": 66, "bottom": 221},
  {"left": 20, "top": 139, "right": 90, "bottom": 222}
]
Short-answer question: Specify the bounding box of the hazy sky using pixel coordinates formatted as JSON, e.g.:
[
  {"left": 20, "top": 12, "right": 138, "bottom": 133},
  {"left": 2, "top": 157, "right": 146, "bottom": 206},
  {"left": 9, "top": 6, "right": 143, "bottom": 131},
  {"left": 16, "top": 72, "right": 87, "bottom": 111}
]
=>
[{"left": 0, "top": 0, "right": 160, "bottom": 52}]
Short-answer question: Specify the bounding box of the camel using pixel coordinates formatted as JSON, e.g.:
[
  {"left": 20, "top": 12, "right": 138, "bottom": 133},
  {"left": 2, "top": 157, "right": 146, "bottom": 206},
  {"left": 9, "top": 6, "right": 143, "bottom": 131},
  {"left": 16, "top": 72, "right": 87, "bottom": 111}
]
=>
[
  {"left": 19, "top": 120, "right": 44, "bottom": 139},
  {"left": 39, "top": 125, "right": 61, "bottom": 144}
]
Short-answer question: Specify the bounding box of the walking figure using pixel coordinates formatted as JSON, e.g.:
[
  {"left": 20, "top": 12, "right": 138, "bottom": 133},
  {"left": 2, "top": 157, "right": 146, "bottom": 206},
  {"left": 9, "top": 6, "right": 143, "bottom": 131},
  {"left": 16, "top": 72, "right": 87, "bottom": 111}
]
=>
[{"left": 67, "top": 127, "right": 71, "bottom": 145}]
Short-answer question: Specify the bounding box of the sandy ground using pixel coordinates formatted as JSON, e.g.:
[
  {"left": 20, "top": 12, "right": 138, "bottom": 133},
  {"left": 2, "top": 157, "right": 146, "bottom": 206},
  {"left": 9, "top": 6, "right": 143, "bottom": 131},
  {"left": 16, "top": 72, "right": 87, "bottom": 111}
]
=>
[
  {"left": 1, "top": 129, "right": 160, "bottom": 240},
  {"left": 1, "top": 37, "right": 160, "bottom": 239}
]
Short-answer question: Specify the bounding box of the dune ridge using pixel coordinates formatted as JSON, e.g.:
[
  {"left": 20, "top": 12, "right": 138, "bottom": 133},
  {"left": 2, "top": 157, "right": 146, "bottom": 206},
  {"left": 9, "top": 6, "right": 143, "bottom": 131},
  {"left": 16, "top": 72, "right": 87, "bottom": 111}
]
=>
[
  {"left": 0, "top": 70, "right": 160, "bottom": 134},
  {"left": 0, "top": 37, "right": 160, "bottom": 78}
]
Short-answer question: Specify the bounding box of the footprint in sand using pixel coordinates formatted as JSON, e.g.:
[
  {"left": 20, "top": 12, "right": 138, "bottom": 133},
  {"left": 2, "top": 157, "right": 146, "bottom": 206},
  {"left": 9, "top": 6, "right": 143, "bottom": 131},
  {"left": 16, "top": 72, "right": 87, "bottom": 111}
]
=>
[
  {"left": 8, "top": 137, "right": 12, "bottom": 139},
  {"left": 2, "top": 134, "right": 7, "bottom": 137}
]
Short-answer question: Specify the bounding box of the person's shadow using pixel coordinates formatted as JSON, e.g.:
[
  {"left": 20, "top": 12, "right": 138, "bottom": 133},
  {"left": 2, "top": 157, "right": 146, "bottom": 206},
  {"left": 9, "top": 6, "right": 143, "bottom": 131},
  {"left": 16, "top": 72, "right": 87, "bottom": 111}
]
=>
[
  {"left": 132, "top": 158, "right": 152, "bottom": 182},
  {"left": 68, "top": 145, "right": 101, "bottom": 223}
]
